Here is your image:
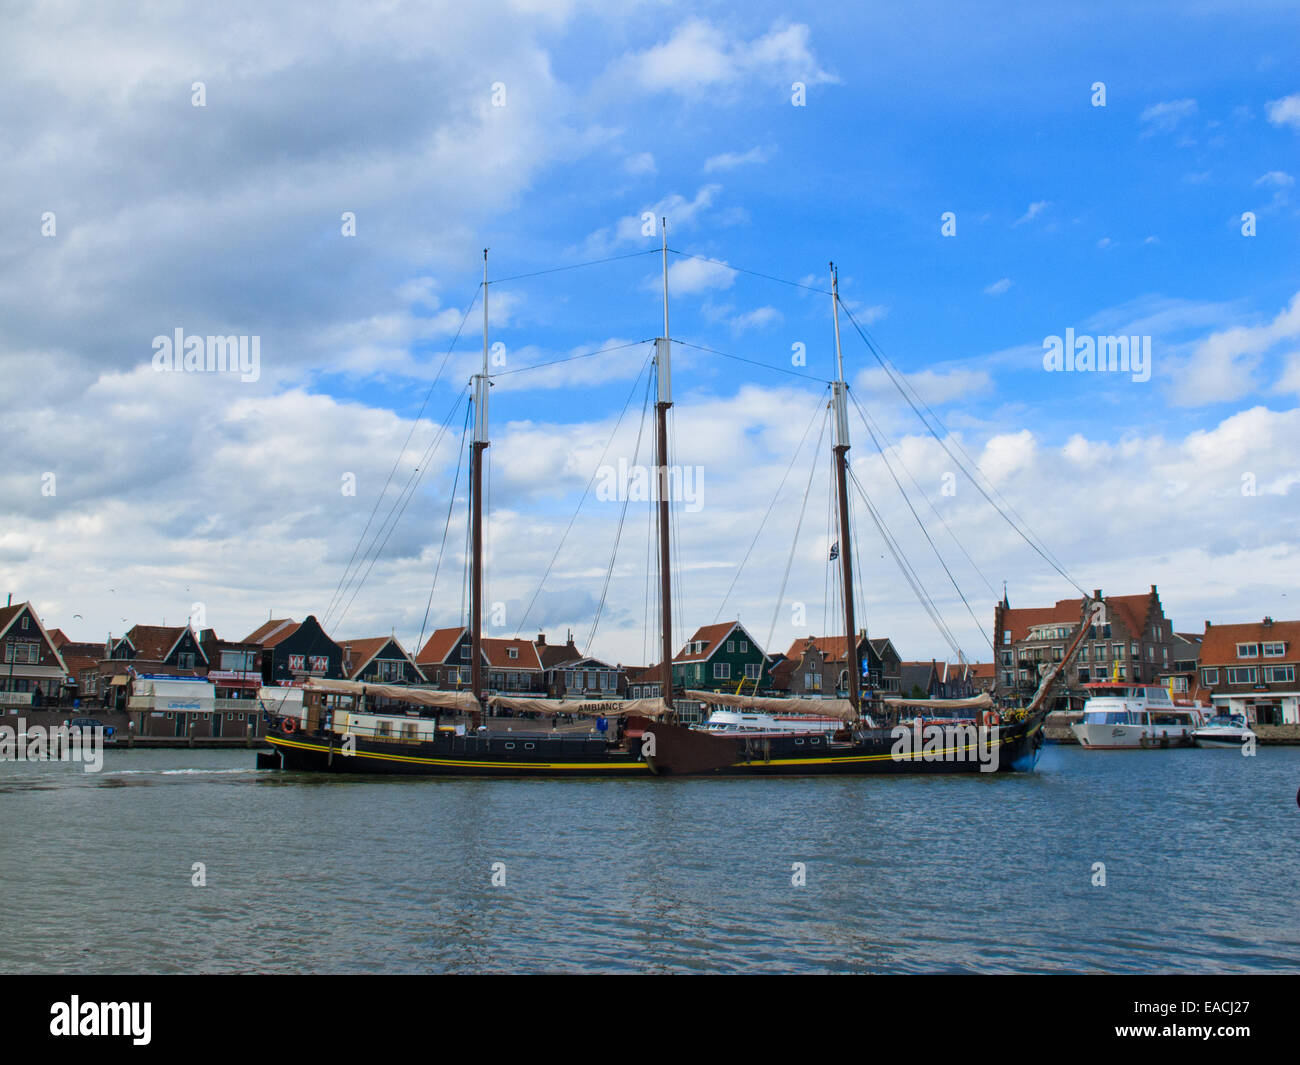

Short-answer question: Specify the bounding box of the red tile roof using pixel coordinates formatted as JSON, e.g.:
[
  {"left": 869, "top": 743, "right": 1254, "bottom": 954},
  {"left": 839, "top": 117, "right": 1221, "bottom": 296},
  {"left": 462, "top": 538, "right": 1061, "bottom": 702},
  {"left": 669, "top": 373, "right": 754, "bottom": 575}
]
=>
[
  {"left": 121, "top": 624, "right": 197, "bottom": 661},
  {"left": 415, "top": 627, "right": 466, "bottom": 665},
  {"left": 483, "top": 638, "right": 542, "bottom": 671},
  {"left": 243, "top": 619, "right": 299, "bottom": 647},
  {"left": 1199, "top": 619, "right": 1299, "bottom": 666},
  {"left": 676, "top": 621, "right": 751, "bottom": 663},
  {"left": 782, "top": 635, "right": 861, "bottom": 664}
]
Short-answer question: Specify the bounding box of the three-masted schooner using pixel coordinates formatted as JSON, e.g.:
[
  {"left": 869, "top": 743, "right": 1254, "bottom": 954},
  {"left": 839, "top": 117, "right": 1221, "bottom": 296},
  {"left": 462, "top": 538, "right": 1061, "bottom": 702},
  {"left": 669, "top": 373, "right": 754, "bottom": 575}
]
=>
[{"left": 263, "top": 233, "right": 1072, "bottom": 777}]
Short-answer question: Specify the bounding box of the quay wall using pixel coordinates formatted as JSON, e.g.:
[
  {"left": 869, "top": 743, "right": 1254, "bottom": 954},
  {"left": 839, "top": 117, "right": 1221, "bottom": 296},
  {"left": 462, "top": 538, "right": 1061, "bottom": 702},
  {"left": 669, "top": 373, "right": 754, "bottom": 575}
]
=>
[{"left": 1045, "top": 711, "right": 1300, "bottom": 745}]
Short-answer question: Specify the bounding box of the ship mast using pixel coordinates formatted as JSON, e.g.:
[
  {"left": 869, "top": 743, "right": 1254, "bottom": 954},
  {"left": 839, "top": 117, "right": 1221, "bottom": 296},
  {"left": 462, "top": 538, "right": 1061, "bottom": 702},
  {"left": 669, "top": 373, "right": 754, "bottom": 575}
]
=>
[
  {"left": 830, "top": 263, "right": 862, "bottom": 717},
  {"left": 655, "top": 218, "right": 675, "bottom": 714},
  {"left": 470, "top": 249, "right": 490, "bottom": 727}
]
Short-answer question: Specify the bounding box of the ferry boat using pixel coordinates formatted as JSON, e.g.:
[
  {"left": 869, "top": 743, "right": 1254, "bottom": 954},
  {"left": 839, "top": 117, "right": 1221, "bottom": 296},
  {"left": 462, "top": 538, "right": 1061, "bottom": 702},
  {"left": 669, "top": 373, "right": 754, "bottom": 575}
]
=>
[
  {"left": 1070, "top": 682, "right": 1206, "bottom": 749},
  {"left": 1193, "top": 713, "right": 1256, "bottom": 748}
]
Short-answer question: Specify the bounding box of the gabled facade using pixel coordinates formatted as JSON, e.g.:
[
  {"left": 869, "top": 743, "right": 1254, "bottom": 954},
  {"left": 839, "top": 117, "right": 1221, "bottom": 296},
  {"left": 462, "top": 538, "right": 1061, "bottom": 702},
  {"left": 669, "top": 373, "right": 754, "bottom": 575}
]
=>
[
  {"left": 109, "top": 624, "right": 208, "bottom": 672},
  {"left": 0, "top": 601, "right": 69, "bottom": 706},
  {"left": 625, "top": 665, "right": 662, "bottom": 700},
  {"left": 243, "top": 615, "right": 344, "bottom": 684},
  {"left": 775, "top": 634, "right": 875, "bottom": 699},
  {"left": 899, "top": 661, "right": 942, "bottom": 699},
  {"left": 671, "top": 621, "right": 769, "bottom": 692},
  {"left": 340, "top": 636, "right": 426, "bottom": 684},
  {"left": 864, "top": 637, "right": 902, "bottom": 696},
  {"left": 993, "top": 585, "right": 1174, "bottom": 709},
  {"left": 1198, "top": 617, "right": 1300, "bottom": 724},
  {"left": 545, "top": 656, "right": 622, "bottom": 699},
  {"left": 414, "top": 627, "right": 545, "bottom": 693}
]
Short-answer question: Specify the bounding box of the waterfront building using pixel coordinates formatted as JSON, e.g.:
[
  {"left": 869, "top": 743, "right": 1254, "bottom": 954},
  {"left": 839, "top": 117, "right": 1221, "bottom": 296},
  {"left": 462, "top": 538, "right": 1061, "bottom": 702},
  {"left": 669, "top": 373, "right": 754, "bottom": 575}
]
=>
[
  {"left": 1198, "top": 617, "right": 1300, "bottom": 724},
  {"left": 671, "top": 621, "right": 770, "bottom": 693},
  {"left": 624, "top": 664, "right": 662, "bottom": 700},
  {"left": 0, "top": 601, "right": 69, "bottom": 708},
  {"left": 993, "top": 585, "right": 1175, "bottom": 709},
  {"left": 340, "top": 636, "right": 426, "bottom": 684},
  {"left": 414, "top": 627, "right": 546, "bottom": 694},
  {"left": 243, "top": 615, "right": 344, "bottom": 684}
]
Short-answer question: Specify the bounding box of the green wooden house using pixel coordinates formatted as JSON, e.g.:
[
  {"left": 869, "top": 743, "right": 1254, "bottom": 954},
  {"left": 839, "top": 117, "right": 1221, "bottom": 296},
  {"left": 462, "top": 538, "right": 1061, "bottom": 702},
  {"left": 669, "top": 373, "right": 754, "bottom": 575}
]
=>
[{"left": 672, "top": 621, "right": 770, "bottom": 693}]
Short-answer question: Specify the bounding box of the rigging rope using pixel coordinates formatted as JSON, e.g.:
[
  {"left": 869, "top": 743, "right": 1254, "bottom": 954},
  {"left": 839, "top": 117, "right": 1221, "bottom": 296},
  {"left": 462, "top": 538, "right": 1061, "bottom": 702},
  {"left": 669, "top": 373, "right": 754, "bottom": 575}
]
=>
[
  {"left": 712, "top": 386, "right": 830, "bottom": 623},
  {"left": 323, "top": 286, "right": 481, "bottom": 623},
  {"left": 512, "top": 345, "right": 655, "bottom": 638},
  {"left": 765, "top": 406, "right": 830, "bottom": 658},
  {"left": 414, "top": 399, "right": 473, "bottom": 655},
  {"left": 836, "top": 299, "right": 1089, "bottom": 598}
]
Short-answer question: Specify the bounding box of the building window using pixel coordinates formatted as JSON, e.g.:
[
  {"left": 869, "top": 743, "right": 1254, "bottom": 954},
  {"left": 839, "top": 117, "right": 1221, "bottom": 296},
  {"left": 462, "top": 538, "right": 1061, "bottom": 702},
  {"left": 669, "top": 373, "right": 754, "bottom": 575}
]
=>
[
  {"left": 744, "top": 663, "right": 760, "bottom": 680},
  {"left": 804, "top": 672, "right": 820, "bottom": 690},
  {"left": 1263, "top": 666, "right": 1295, "bottom": 684},
  {"left": 460, "top": 646, "right": 470, "bottom": 660},
  {"left": 1201, "top": 668, "right": 1218, "bottom": 685},
  {"left": 1262, "top": 642, "right": 1285, "bottom": 658},
  {"left": 508, "top": 648, "right": 518, "bottom": 659},
  {"left": 740, "top": 641, "right": 748, "bottom": 653},
  {"left": 1170, "top": 676, "right": 1188, "bottom": 692},
  {"left": 1236, "top": 644, "right": 1259, "bottom": 658},
  {"left": 1226, "top": 667, "right": 1257, "bottom": 685},
  {"left": 726, "top": 641, "right": 734, "bottom": 653},
  {"left": 178, "top": 653, "right": 195, "bottom": 668},
  {"left": 1002, "top": 630, "right": 1011, "bottom": 645},
  {"left": 20, "top": 617, "right": 28, "bottom": 630},
  {"left": 713, "top": 662, "right": 731, "bottom": 680},
  {"left": 1078, "top": 668, "right": 1090, "bottom": 683}
]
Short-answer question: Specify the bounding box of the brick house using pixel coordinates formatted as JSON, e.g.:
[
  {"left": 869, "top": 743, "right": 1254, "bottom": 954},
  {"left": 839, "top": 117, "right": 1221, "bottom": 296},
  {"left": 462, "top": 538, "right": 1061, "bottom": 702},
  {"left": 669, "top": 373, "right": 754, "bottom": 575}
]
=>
[
  {"left": 993, "top": 585, "right": 1175, "bottom": 709},
  {"left": 414, "top": 627, "right": 546, "bottom": 693},
  {"left": 1198, "top": 617, "right": 1299, "bottom": 724}
]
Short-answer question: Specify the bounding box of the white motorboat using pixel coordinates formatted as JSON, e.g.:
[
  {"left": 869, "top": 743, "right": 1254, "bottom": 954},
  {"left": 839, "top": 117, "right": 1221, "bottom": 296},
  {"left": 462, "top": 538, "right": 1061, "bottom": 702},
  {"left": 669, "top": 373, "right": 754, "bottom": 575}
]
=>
[
  {"left": 693, "top": 708, "right": 845, "bottom": 737},
  {"left": 1070, "top": 682, "right": 1207, "bottom": 749},
  {"left": 1192, "top": 713, "right": 1256, "bottom": 748}
]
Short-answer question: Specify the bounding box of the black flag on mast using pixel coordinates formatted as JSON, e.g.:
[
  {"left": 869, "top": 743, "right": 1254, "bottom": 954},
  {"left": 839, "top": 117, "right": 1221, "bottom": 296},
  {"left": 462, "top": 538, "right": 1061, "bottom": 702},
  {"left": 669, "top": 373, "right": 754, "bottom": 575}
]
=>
[{"left": 829, "top": 541, "right": 839, "bottom": 561}]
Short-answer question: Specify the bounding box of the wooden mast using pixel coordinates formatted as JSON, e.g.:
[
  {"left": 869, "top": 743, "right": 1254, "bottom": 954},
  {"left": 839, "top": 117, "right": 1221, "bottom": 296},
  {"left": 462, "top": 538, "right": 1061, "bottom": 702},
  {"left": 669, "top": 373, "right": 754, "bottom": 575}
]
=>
[
  {"left": 830, "top": 263, "right": 862, "bottom": 717},
  {"left": 656, "top": 218, "right": 675, "bottom": 714},
  {"left": 470, "top": 249, "right": 490, "bottom": 727}
]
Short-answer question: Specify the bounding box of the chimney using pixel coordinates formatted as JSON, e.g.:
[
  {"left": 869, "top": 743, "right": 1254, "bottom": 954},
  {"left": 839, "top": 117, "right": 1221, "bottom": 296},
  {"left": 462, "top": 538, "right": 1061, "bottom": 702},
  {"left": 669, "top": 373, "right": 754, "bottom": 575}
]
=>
[
  {"left": 1205, "top": 621, "right": 1211, "bottom": 630},
  {"left": 1093, "top": 589, "right": 1102, "bottom": 601},
  {"left": 1150, "top": 584, "right": 1157, "bottom": 594},
  {"left": 1263, "top": 616, "right": 1273, "bottom": 627},
  {"left": 536, "top": 633, "right": 546, "bottom": 646}
]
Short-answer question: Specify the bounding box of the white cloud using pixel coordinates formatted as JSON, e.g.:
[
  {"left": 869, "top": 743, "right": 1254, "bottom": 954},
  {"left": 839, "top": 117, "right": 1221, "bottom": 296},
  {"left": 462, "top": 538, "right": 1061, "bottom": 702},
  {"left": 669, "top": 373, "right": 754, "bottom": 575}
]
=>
[
  {"left": 660, "top": 256, "right": 737, "bottom": 295},
  {"left": 1167, "top": 291, "right": 1300, "bottom": 406},
  {"left": 984, "top": 278, "right": 1013, "bottom": 296},
  {"left": 619, "top": 18, "right": 837, "bottom": 97},
  {"left": 703, "top": 146, "right": 772, "bottom": 172},
  {"left": 1265, "top": 93, "right": 1300, "bottom": 130},
  {"left": 623, "top": 151, "right": 656, "bottom": 175},
  {"left": 729, "top": 306, "right": 781, "bottom": 332},
  {"left": 1139, "top": 98, "right": 1198, "bottom": 134},
  {"left": 1255, "top": 170, "right": 1295, "bottom": 187},
  {"left": 1013, "top": 201, "right": 1048, "bottom": 226}
]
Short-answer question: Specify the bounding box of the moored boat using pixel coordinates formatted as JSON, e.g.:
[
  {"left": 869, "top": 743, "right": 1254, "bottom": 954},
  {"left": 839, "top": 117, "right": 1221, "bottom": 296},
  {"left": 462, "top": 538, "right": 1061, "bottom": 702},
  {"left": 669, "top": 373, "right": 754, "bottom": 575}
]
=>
[
  {"left": 1070, "top": 682, "right": 1206, "bottom": 749},
  {"left": 1192, "top": 713, "right": 1256, "bottom": 749}
]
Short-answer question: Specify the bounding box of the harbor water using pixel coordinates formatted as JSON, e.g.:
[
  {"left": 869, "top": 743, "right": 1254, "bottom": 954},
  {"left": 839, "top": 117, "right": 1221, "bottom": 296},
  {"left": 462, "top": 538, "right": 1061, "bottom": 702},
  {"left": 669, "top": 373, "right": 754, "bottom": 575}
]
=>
[{"left": 2, "top": 744, "right": 1297, "bottom": 973}]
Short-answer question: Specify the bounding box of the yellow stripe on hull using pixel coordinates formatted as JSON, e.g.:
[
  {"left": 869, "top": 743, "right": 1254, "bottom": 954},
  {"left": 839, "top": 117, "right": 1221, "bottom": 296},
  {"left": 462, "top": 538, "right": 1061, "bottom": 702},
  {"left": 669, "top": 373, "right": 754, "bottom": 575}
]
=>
[{"left": 266, "top": 734, "right": 650, "bottom": 772}]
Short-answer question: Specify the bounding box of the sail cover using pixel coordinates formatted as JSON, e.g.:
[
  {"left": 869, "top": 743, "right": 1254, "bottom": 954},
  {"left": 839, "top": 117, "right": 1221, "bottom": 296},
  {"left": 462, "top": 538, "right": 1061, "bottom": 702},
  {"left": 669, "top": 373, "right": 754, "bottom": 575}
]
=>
[
  {"left": 302, "top": 678, "right": 480, "bottom": 712},
  {"left": 882, "top": 693, "right": 993, "bottom": 710},
  {"left": 486, "top": 695, "right": 671, "bottom": 718},
  {"left": 684, "top": 690, "right": 858, "bottom": 723}
]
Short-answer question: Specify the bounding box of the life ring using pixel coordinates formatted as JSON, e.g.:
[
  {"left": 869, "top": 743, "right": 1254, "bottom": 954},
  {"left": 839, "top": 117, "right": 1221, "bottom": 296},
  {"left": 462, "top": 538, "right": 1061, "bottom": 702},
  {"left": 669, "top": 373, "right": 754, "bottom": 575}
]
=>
[{"left": 280, "top": 718, "right": 297, "bottom": 735}]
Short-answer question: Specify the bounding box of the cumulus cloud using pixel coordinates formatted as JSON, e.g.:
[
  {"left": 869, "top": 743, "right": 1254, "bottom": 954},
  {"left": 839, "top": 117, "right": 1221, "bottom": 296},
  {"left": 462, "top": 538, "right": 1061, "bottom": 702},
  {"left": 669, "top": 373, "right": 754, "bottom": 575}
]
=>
[{"left": 1265, "top": 93, "right": 1300, "bottom": 130}]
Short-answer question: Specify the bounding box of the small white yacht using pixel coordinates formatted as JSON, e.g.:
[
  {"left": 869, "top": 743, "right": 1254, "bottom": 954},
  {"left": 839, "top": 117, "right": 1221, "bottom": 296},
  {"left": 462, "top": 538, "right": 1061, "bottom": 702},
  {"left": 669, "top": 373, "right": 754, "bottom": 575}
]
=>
[
  {"left": 1071, "top": 682, "right": 1206, "bottom": 749},
  {"left": 694, "top": 708, "right": 846, "bottom": 737},
  {"left": 1192, "top": 713, "right": 1256, "bottom": 748}
]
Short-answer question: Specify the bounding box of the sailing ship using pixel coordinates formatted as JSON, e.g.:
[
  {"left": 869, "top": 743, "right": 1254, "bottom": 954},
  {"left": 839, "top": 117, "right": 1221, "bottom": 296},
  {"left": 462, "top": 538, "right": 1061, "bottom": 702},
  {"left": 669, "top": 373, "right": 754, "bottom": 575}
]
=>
[{"left": 262, "top": 234, "right": 1080, "bottom": 777}]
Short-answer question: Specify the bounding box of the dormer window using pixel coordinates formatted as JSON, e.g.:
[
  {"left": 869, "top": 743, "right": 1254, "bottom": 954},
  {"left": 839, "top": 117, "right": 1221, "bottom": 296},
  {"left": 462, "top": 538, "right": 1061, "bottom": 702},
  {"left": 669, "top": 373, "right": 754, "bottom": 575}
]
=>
[
  {"left": 507, "top": 648, "right": 518, "bottom": 659},
  {"left": 1237, "top": 644, "right": 1259, "bottom": 658}
]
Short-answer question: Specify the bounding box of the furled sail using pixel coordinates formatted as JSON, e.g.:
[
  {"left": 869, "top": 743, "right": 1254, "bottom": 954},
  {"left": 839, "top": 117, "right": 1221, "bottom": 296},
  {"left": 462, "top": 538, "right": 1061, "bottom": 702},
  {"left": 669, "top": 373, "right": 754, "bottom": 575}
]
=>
[
  {"left": 684, "top": 689, "right": 857, "bottom": 723},
  {"left": 882, "top": 693, "right": 993, "bottom": 710},
  {"left": 486, "top": 695, "right": 671, "bottom": 718},
  {"left": 303, "top": 678, "right": 481, "bottom": 712}
]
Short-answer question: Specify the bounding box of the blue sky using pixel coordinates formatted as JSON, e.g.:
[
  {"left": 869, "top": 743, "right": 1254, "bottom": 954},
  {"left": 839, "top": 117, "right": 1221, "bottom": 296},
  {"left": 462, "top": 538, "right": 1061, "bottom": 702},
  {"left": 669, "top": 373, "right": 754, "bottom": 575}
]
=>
[{"left": 2, "top": 1, "right": 1298, "bottom": 664}]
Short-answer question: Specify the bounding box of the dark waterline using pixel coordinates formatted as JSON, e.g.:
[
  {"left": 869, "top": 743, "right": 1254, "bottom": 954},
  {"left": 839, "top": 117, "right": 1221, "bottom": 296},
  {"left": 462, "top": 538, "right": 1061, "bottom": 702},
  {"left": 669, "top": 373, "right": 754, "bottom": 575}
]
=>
[{"left": 1, "top": 745, "right": 1297, "bottom": 973}]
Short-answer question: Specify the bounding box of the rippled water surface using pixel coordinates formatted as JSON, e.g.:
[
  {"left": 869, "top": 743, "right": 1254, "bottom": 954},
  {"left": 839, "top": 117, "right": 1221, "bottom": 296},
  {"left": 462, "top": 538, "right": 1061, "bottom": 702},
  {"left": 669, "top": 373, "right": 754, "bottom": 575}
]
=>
[{"left": 2, "top": 745, "right": 1297, "bottom": 973}]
